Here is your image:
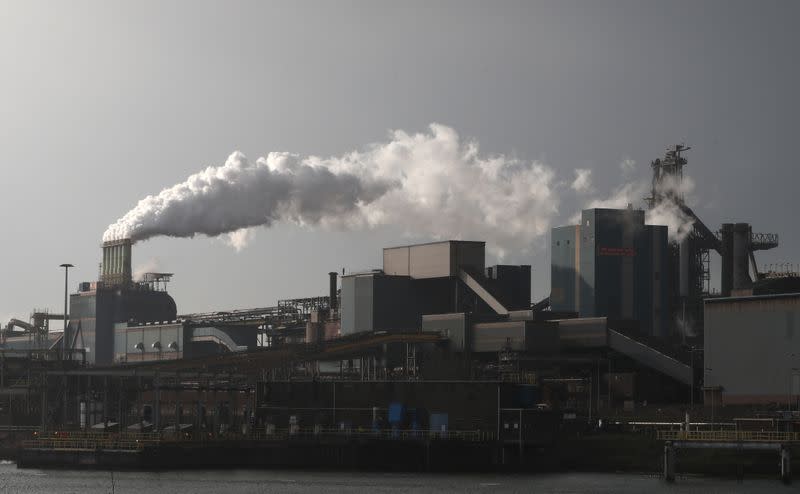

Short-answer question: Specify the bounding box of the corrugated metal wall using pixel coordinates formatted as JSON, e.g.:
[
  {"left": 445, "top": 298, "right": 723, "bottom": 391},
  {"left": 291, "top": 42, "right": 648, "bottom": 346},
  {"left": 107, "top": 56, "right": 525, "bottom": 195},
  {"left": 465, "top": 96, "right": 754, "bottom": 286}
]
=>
[{"left": 704, "top": 295, "right": 800, "bottom": 404}]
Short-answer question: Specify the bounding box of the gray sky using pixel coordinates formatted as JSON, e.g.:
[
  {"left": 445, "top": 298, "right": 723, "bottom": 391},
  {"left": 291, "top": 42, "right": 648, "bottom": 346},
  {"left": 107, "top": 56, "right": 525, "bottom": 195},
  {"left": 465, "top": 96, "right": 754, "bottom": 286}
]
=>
[{"left": 1, "top": 0, "right": 798, "bottom": 324}]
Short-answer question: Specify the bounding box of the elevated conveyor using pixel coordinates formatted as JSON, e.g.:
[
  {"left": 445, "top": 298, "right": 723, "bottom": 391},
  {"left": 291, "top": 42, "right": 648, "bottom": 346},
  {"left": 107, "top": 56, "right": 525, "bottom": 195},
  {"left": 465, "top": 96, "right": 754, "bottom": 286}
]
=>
[
  {"left": 607, "top": 329, "right": 692, "bottom": 385},
  {"left": 458, "top": 268, "right": 509, "bottom": 316},
  {"left": 554, "top": 317, "right": 692, "bottom": 385}
]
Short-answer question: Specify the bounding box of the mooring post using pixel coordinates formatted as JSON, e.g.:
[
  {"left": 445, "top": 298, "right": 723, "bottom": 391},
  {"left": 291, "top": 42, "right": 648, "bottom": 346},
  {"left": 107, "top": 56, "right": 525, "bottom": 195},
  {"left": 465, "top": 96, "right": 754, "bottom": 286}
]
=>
[
  {"left": 781, "top": 446, "right": 792, "bottom": 484},
  {"left": 664, "top": 442, "right": 676, "bottom": 483}
]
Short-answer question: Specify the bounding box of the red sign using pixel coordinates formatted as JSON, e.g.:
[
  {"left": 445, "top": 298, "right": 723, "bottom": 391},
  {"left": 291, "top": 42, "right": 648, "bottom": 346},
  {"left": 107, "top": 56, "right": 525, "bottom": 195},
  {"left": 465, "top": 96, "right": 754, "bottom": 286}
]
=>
[{"left": 599, "top": 247, "right": 636, "bottom": 257}]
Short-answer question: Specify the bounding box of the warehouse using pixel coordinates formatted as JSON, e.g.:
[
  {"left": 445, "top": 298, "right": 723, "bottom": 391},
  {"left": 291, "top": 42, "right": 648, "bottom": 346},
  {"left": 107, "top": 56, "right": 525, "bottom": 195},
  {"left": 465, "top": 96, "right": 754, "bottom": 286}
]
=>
[{"left": 704, "top": 293, "right": 800, "bottom": 405}]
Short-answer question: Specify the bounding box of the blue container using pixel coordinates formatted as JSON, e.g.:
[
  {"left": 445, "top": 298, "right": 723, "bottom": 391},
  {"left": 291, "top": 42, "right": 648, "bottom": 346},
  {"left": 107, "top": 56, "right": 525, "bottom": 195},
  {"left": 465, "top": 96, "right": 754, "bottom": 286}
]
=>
[
  {"left": 430, "top": 413, "right": 448, "bottom": 432},
  {"left": 388, "top": 402, "right": 405, "bottom": 425}
]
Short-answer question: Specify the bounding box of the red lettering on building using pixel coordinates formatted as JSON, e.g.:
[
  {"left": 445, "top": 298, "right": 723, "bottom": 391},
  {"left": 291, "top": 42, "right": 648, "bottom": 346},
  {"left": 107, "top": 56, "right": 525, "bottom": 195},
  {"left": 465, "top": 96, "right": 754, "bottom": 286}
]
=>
[{"left": 599, "top": 246, "right": 636, "bottom": 257}]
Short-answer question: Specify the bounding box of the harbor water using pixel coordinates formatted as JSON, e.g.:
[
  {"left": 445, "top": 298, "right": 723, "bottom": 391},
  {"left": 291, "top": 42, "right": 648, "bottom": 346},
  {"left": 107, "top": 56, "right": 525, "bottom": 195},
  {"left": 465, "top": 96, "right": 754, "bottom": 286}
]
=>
[{"left": 0, "top": 462, "right": 792, "bottom": 493}]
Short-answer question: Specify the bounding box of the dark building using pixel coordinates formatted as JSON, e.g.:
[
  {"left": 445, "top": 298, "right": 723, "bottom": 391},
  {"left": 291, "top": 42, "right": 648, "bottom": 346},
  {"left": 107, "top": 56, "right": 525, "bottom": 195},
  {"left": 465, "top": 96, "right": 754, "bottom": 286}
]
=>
[
  {"left": 485, "top": 264, "right": 531, "bottom": 311},
  {"left": 342, "top": 241, "right": 534, "bottom": 337},
  {"left": 68, "top": 240, "right": 177, "bottom": 365},
  {"left": 340, "top": 272, "right": 417, "bottom": 335},
  {"left": 551, "top": 208, "right": 669, "bottom": 338},
  {"left": 70, "top": 283, "right": 178, "bottom": 365}
]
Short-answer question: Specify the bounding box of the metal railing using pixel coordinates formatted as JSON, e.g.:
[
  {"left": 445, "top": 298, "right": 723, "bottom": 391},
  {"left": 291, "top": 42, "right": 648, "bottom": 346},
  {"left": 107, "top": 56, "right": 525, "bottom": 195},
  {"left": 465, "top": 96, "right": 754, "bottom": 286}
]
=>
[
  {"left": 21, "top": 428, "right": 494, "bottom": 451},
  {"left": 241, "top": 427, "right": 494, "bottom": 442},
  {"left": 658, "top": 430, "right": 800, "bottom": 442}
]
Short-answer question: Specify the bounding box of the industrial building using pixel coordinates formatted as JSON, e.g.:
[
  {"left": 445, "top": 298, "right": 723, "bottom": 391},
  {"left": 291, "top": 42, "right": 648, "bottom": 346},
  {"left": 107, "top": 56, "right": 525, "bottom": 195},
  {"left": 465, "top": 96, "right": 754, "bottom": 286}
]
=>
[
  {"left": 551, "top": 207, "right": 669, "bottom": 338},
  {"left": 0, "top": 143, "right": 798, "bottom": 456},
  {"left": 704, "top": 292, "right": 800, "bottom": 405}
]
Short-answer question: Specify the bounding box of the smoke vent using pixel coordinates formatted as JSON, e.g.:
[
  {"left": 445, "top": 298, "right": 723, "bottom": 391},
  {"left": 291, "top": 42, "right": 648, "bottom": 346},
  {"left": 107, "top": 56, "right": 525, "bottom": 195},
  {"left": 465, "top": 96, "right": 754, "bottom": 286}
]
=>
[{"left": 101, "top": 239, "right": 132, "bottom": 287}]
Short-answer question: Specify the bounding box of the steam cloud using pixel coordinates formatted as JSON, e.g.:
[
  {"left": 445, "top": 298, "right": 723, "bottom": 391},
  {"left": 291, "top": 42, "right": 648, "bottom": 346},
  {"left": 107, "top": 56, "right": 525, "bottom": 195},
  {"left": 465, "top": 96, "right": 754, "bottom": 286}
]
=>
[
  {"left": 104, "top": 124, "right": 698, "bottom": 254},
  {"left": 572, "top": 171, "right": 696, "bottom": 242},
  {"left": 104, "top": 124, "right": 559, "bottom": 257},
  {"left": 570, "top": 169, "right": 593, "bottom": 193}
]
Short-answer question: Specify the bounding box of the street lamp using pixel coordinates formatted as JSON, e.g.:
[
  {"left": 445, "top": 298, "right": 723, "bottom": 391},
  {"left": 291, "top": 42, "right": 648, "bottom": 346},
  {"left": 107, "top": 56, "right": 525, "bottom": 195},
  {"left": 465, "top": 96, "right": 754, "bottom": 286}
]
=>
[
  {"left": 705, "top": 367, "right": 714, "bottom": 431},
  {"left": 59, "top": 263, "right": 74, "bottom": 360}
]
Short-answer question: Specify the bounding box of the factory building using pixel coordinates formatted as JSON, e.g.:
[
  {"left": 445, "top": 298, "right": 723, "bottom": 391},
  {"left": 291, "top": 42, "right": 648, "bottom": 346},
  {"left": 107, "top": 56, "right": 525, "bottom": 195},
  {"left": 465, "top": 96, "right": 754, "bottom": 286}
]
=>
[
  {"left": 66, "top": 240, "right": 178, "bottom": 365},
  {"left": 704, "top": 292, "right": 800, "bottom": 405},
  {"left": 551, "top": 208, "right": 669, "bottom": 338},
  {"left": 68, "top": 240, "right": 258, "bottom": 365},
  {"left": 340, "top": 241, "right": 546, "bottom": 355}
]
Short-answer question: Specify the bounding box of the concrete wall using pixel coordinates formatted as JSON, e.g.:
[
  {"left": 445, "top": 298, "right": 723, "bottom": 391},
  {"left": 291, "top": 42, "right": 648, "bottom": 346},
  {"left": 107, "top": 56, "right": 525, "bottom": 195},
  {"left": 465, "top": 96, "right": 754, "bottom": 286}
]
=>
[{"left": 704, "top": 294, "right": 800, "bottom": 404}]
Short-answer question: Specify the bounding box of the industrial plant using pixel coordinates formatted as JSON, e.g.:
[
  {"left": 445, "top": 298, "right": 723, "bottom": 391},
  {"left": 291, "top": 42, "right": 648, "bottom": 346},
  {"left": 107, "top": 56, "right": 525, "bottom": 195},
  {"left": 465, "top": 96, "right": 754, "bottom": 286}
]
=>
[{"left": 1, "top": 145, "right": 799, "bottom": 477}]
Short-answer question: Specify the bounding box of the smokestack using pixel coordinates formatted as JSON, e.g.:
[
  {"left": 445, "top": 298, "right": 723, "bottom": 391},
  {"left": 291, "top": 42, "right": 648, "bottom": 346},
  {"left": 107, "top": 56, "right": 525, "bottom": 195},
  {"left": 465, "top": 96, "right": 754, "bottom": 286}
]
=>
[
  {"left": 329, "top": 272, "right": 338, "bottom": 311},
  {"left": 101, "top": 239, "right": 132, "bottom": 287}
]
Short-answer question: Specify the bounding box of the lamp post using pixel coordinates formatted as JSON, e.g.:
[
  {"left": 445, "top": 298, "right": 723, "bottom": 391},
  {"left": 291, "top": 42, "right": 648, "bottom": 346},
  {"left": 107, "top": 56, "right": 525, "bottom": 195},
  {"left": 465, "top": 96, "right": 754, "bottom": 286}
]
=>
[
  {"left": 59, "top": 263, "right": 74, "bottom": 360},
  {"left": 705, "top": 367, "right": 714, "bottom": 431}
]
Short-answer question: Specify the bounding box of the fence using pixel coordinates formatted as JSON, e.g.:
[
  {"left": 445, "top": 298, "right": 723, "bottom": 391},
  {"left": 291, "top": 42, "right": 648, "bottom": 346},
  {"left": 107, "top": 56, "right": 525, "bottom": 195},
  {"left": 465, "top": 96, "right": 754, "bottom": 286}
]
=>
[
  {"left": 21, "top": 428, "right": 494, "bottom": 451},
  {"left": 658, "top": 430, "right": 800, "bottom": 442}
]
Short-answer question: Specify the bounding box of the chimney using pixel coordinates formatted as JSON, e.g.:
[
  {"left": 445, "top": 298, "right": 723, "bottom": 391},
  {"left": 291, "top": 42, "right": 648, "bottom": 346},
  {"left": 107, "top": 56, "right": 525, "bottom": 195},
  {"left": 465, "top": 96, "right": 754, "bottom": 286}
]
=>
[
  {"left": 328, "top": 272, "right": 338, "bottom": 311},
  {"left": 101, "top": 239, "right": 132, "bottom": 287}
]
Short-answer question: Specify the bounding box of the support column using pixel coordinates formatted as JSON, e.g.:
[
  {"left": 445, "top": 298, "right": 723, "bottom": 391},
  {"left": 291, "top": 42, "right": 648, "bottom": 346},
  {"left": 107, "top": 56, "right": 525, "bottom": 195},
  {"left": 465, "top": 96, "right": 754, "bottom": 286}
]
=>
[
  {"left": 664, "top": 442, "right": 676, "bottom": 483},
  {"left": 103, "top": 376, "right": 109, "bottom": 429},
  {"left": 175, "top": 373, "right": 181, "bottom": 432},
  {"left": 154, "top": 374, "right": 160, "bottom": 431},
  {"left": 781, "top": 446, "right": 792, "bottom": 484}
]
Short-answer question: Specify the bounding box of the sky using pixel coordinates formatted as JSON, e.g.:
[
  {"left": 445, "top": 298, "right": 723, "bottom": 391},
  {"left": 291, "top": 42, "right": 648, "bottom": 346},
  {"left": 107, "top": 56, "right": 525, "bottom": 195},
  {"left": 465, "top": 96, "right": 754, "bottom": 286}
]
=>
[{"left": 1, "top": 0, "right": 798, "bottom": 325}]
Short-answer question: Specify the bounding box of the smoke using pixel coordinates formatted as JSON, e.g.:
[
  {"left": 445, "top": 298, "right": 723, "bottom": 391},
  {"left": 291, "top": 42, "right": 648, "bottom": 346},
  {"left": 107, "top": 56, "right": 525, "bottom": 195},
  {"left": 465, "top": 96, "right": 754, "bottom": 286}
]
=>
[
  {"left": 104, "top": 125, "right": 701, "bottom": 254},
  {"left": 620, "top": 158, "right": 636, "bottom": 175},
  {"left": 133, "top": 257, "right": 162, "bottom": 281},
  {"left": 645, "top": 175, "right": 695, "bottom": 242},
  {"left": 224, "top": 228, "right": 257, "bottom": 252},
  {"left": 103, "top": 124, "right": 560, "bottom": 258},
  {"left": 570, "top": 169, "right": 593, "bottom": 193},
  {"left": 570, "top": 170, "right": 696, "bottom": 242},
  {"left": 675, "top": 314, "right": 697, "bottom": 339}
]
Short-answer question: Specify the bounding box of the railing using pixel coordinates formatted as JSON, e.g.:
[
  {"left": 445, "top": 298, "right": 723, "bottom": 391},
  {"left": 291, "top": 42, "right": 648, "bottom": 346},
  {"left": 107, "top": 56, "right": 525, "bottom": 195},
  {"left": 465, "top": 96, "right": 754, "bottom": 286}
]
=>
[
  {"left": 658, "top": 430, "right": 800, "bottom": 442},
  {"left": 21, "top": 428, "right": 494, "bottom": 451},
  {"left": 241, "top": 427, "right": 494, "bottom": 443}
]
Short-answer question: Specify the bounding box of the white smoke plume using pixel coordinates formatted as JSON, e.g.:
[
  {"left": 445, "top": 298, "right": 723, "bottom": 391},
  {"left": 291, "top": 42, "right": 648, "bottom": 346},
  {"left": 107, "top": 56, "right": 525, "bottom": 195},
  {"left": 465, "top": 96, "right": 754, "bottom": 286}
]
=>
[
  {"left": 570, "top": 168, "right": 593, "bottom": 193},
  {"left": 224, "top": 228, "right": 257, "bottom": 252},
  {"left": 620, "top": 158, "right": 636, "bottom": 175},
  {"left": 133, "top": 257, "right": 162, "bottom": 281},
  {"left": 103, "top": 124, "right": 560, "bottom": 258},
  {"left": 645, "top": 174, "right": 696, "bottom": 242},
  {"left": 570, "top": 172, "right": 696, "bottom": 242}
]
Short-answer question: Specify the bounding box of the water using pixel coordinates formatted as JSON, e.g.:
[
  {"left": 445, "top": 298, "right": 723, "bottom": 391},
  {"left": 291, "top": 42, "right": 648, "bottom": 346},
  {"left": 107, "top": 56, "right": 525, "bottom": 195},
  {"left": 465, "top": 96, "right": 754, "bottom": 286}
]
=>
[{"left": 0, "top": 463, "right": 791, "bottom": 493}]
